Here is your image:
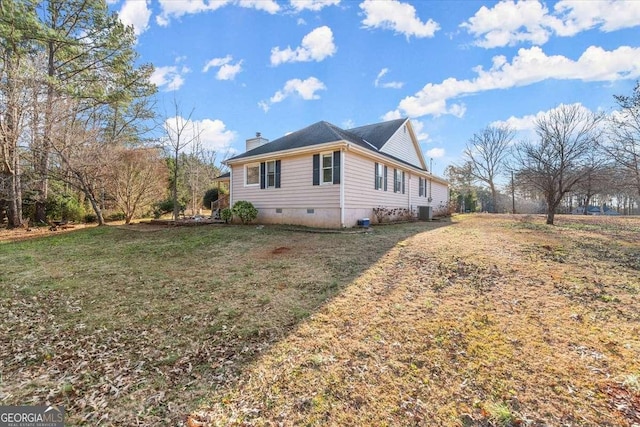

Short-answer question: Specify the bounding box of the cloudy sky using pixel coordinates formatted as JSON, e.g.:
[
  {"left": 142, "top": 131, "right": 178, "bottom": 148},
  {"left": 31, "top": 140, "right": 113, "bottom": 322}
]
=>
[{"left": 109, "top": 0, "right": 640, "bottom": 176}]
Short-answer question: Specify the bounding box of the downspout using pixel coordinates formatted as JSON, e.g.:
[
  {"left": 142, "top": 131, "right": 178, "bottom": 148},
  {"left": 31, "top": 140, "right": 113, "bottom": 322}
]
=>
[
  {"left": 340, "top": 148, "right": 346, "bottom": 227},
  {"left": 408, "top": 173, "right": 412, "bottom": 212},
  {"left": 229, "top": 168, "right": 233, "bottom": 207}
]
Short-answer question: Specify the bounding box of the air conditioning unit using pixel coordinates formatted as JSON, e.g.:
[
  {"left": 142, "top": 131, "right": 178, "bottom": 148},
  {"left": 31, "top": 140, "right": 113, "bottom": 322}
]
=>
[{"left": 418, "top": 206, "right": 432, "bottom": 221}]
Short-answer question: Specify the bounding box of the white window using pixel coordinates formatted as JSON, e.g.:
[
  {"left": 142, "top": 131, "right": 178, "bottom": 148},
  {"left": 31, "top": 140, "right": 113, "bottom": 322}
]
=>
[
  {"left": 394, "top": 169, "right": 402, "bottom": 193},
  {"left": 321, "top": 153, "right": 333, "bottom": 184},
  {"left": 376, "top": 163, "right": 384, "bottom": 190},
  {"left": 266, "top": 160, "right": 276, "bottom": 188},
  {"left": 245, "top": 163, "right": 259, "bottom": 186}
]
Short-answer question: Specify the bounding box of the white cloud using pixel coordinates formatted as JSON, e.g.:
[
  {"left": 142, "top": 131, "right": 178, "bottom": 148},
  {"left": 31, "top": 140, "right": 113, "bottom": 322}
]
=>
[
  {"left": 491, "top": 103, "right": 600, "bottom": 137},
  {"left": 556, "top": 0, "right": 640, "bottom": 33},
  {"left": 290, "top": 0, "right": 340, "bottom": 12},
  {"left": 342, "top": 119, "right": 356, "bottom": 129},
  {"left": 157, "top": 0, "right": 279, "bottom": 26},
  {"left": 426, "top": 147, "right": 445, "bottom": 159},
  {"left": 359, "top": 0, "right": 440, "bottom": 39},
  {"left": 385, "top": 45, "right": 640, "bottom": 119},
  {"left": 118, "top": 0, "right": 152, "bottom": 35},
  {"left": 150, "top": 65, "right": 190, "bottom": 91},
  {"left": 203, "top": 55, "right": 232, "bottom": 72},
  {"left": 374, "top": 68, "right": 404, "bottom": 89},
  {"left": 238, "top": 0, "right": 280, "bottom": 14},
  {"left": 164, "top": 116, "right": 237, "bottom": 152},
  {"left": 410, "top": 119, "right": 429, "bottom": 142},
  {"left": 270, "top": 26, "right": 336, "bottom": 66},
  {"left": 217, "top": 62, "right": 243, "bottom": 80},
  {"left": 462, "top": 0, "right": 640, "bottom": 48},
  {"left": 203, "top": 55, "right": 243, "bottom": 80},
  {"left": 259, "top": 77, "right": 327, "bottom": 111}
]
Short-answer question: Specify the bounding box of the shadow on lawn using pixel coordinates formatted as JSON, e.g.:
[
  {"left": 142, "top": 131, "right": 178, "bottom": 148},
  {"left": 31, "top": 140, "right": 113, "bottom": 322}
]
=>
[{"left": 0, "top": 218, "right": 453, "bottom": 426}]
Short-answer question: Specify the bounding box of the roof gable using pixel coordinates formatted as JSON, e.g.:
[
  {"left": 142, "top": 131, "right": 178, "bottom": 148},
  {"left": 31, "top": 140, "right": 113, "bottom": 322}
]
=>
[{"left": 346, "top": 118, "right": 406, "bottom": 150}]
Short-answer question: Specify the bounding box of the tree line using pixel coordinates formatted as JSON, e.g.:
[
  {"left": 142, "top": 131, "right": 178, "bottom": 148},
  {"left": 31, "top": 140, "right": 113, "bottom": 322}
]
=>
[
  {"left": 446, "top": 82, "right": 640, "bottom": 225},
  {"left": 0, "top": 1, "right": 223, "bottom": 228}
]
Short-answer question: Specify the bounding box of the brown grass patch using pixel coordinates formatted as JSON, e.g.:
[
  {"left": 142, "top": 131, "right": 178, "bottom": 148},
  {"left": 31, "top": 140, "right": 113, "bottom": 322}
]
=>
[{"left": 190, "top": 214, "right": 640, "bottom": 426}]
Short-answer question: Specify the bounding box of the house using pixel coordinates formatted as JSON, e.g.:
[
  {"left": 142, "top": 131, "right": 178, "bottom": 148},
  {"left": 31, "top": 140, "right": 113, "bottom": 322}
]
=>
[
  {"left": 224, "top": 118, "right": 449, "bottom": 228},
  {"left": 571, "top": 205, "right": 619, "bottom": 215}
]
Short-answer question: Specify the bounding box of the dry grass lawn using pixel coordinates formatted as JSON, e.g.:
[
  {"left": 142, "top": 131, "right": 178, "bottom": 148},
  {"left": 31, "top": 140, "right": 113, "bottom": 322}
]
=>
[
  {"left": 1, "top": 215, "right": 639, "bottom": 426},
  {"left": 191, "top": 215, "right": 640, "bottom": 427}
]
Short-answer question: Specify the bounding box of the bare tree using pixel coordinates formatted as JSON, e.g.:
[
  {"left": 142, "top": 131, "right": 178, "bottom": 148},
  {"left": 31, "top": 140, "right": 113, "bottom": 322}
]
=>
[
  {"left": 163, "top": 98, "right": 197, "bottom": 220},
  {"left": 514, "top": 104, "right": 604, "bottom": 225},
  {"left": 464, "top": 125, "right": 514, "bottom": 212},
  {"left": 108, "top": 146, "right": 167, "bottom": 224},
  {"left": 571, "top": 150, "right": 611, "bottom": 214},
  {"left": 606, "top": 81, "right": 640, "bottom": 197}
]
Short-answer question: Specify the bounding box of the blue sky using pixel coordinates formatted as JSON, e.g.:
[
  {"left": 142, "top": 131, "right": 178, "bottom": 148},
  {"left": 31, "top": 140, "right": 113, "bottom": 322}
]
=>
[{"left": 108, "top": 0, "right": 640, "bottom": 177}]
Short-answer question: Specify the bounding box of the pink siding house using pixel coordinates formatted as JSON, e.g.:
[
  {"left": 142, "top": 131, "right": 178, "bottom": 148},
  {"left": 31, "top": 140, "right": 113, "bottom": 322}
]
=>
[{"left": 224, "top": 118, "right": 449, "bottom": 228}]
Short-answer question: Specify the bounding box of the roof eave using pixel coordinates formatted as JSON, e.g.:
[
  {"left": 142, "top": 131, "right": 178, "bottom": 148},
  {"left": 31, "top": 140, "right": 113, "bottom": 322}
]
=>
[{"left": 225, "top": 140, "right": 348, "bottom": 165}]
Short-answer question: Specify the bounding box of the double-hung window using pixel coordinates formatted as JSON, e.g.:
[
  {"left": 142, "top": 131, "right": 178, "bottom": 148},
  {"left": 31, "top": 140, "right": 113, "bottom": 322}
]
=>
[
  {"left": 375, "top": 163, "right": 384, "bottom": 190},
  {"left": 313, "top": 151, "right": 340, "bottom": 186},
  {"left": 259, "top": 160, "right": 281, "bottom": 189},
  {"left": 321, "top": 153, "right": 333, "bottom": 184},
  {"left": 245, "top": 163, "right": 259, "bottom": 186},
  {"left": 266, "top": 160, "right": 276, "bottom": 188}
]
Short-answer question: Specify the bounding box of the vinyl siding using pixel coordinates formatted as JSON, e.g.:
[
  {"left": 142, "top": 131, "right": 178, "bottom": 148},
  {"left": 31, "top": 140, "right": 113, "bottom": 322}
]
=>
[
  {"left": 379, "top": 124, "right": 422, "bottom": 168},
  {"left": 430, "top": 180, "right": 449, "bottom": 212},
  {"left": 231, "top": 153, "right": 340, "bottom": 209},
  {"left": 344, "top": 152, "right": 410, "bottom": 209}
]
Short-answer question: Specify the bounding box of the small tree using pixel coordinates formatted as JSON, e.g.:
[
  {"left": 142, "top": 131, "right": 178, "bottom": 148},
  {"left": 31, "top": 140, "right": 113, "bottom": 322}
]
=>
[
  {"left": 514, "top": 104, "right": 604, "bottom": 225},
  {"left": 108, "top": 146, "right": 168, "bottom": 224},
  {"left": 463, "top": 125, "right": 514, "bottom": 212},
  {"left": 232, "top": 200, "right": 257, "bottom": 224}
]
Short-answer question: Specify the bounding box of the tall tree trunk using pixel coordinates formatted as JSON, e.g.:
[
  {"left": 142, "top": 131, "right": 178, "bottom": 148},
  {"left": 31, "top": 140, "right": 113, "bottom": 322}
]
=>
[
  {"left": 546, "top": 195, "right": 558, "bottom": 225},
  {"left": 489, "top": 183, "right": 497, "bottom": 213},
  {"left": 173, "top": 147, "right": 179, "bottom": 220},
  {"left": 34, "top": 37, "right": 56, "bottom": 224}
]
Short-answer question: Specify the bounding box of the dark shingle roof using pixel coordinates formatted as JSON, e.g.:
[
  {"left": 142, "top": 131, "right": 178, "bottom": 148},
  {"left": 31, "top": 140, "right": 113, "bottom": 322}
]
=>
[
  {"left": 346, "top": 118, "right": 406, "bottom": 150},
  {"left": 227, "top": 118, "right": 411, "bottom": 165}
]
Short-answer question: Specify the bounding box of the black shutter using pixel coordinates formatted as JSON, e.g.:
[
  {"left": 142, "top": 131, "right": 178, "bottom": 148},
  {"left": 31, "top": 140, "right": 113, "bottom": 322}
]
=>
[
  {"left": 312, "top": 154, "right": 320, "bottom": 186},
  {"left": 275, "top": 160, "right": 281, "bottom": 188},
  {"left": 384, "top": 166, "right": 388, "bottom": 191},
  {"left": 333, "top": 151, "right": 340, "bottom": 184},
  {"left": 393, "top": 169, "right": 398, "bottom": 193},
  {"left": 402, "top": 171, "right": 405, "bottom": 194},
  {"left": 374, "top": 163, "right": 379, "bottom": 189},
  {"left": 260, "top": 162, "right": 266, "bottom": 189}
]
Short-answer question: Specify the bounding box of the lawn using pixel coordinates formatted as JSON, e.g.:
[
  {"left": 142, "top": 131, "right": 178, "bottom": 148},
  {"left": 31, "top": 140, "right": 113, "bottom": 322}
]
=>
[
  {"left": 1, "top": 215, "right": 639, "bottom": 426},
  {"left": 0, "top": 220, "right": 440, "bottom": 425}
]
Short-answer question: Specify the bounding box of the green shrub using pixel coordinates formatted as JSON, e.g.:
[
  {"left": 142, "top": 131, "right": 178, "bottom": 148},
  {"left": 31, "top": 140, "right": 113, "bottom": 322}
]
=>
[
  {"left": 232, "top": 201, "right": 258, "bottom": 225},
  {"left": 105, "top": 212, "right": 125, "bottom": 222},
  {"left": 153, "top": 198, "right": 186, "bottom": 218},
  {"left": 84, "top": 213, "right": 97, "bottom": 223},
  {"left": 220, "top": 207, "right": 233, "bottom": 223},
  {"left": 46, "top": 192, "right": 86, "bottom": 222}
]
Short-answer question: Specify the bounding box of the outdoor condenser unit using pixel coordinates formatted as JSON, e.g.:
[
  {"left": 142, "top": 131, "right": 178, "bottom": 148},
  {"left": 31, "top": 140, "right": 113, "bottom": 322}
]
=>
[{"left": 418, "top": 206, "right": 432, "bottom": 221}]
